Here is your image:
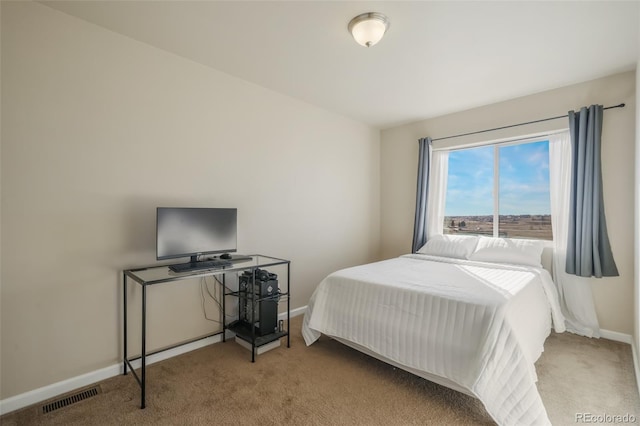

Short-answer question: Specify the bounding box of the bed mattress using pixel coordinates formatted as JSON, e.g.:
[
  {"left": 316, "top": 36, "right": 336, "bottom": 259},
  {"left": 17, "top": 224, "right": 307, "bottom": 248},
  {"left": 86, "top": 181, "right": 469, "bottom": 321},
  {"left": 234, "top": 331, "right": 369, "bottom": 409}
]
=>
[{"left": 302, "top": 254, "right": 565, "bottom": 426}]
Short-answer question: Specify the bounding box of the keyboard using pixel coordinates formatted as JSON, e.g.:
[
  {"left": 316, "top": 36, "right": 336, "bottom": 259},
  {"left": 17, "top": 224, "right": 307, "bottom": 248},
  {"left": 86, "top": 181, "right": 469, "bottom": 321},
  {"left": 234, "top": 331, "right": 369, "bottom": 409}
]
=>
[{"left": 169, "top": 259, "right": 232, "bottom": 273}]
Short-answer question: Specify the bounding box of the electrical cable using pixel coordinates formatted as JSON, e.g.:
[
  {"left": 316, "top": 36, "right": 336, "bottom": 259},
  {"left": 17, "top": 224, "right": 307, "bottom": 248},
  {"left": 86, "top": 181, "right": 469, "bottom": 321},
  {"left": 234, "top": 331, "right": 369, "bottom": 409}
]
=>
[
  {"left": 200, "top": 275, "right": 238, "bottom": 322},
  {"left": 200, "top": 280, "right": 221, "bottom": 324}
]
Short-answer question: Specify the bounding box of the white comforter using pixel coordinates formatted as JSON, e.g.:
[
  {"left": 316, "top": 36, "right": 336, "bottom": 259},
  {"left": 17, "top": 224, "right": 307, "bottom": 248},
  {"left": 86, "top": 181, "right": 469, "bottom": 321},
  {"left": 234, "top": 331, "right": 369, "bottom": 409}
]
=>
[{"left": 302, "top": 254, "right": 565, "bottom": 426}]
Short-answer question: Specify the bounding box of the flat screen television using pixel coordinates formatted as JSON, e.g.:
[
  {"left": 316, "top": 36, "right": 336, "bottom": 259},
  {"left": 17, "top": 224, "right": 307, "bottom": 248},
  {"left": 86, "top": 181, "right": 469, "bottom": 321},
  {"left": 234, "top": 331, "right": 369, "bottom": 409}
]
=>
[{"left": 156, "top": 207, "right": 237, "bottom": 262}]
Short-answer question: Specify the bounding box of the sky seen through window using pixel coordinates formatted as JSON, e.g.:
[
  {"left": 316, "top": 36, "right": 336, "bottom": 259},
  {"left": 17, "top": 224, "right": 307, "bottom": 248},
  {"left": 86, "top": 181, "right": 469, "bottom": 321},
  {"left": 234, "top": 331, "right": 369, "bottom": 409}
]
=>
[{"left": 445, "top": 141, "right": 551, "bottom": 217}]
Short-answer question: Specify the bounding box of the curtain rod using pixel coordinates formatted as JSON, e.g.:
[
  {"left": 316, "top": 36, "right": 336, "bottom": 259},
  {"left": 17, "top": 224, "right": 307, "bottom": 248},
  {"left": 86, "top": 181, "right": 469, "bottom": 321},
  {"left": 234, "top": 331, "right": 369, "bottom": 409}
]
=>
[{"left": 430, "top": 103, "right": 625, "bottom": 142}]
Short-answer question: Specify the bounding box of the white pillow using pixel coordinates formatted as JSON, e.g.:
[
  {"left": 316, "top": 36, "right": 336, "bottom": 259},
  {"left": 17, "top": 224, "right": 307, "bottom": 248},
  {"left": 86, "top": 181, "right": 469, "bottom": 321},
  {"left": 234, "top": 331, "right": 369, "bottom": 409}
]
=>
[
  {"left": 417, "top": 234, "right": 479, "bottom": 260},
  {"left": 468, "top": 236, "right": 544, "bottom": 267}
]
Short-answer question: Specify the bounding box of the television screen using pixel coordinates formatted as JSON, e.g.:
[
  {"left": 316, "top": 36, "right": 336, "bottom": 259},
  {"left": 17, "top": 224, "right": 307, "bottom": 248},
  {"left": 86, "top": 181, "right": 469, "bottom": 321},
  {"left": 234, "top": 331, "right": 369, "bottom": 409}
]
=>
[{"left": 156, "top": 207, "right": 237, "bottom": 261}]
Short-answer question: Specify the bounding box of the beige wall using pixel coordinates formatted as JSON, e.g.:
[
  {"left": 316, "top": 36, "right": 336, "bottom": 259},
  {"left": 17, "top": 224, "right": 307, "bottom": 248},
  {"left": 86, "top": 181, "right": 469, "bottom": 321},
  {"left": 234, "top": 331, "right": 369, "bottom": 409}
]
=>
[
  {"left": 381, "top": 71, "right": 636, "bottom": 335},
  {"left": 0, "top": 2, "right": 380, "bottom": 399},
  {"left": 635, "top": 6, "right": 640, "bottom": 384},
  {"left": 0, "top": 0, "right": 3, "bottom": 398},
  {"left": 635, "top": 4, "right": 640, "bottom": 377},
  {"left": 635, "top": 60, "right": 640, "bottom": 364}
]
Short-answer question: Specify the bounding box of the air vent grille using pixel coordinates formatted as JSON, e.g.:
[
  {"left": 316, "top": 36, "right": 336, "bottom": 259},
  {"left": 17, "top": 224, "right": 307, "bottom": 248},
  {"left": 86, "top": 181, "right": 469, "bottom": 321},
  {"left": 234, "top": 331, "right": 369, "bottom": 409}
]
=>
[{"left": 41, "top": 386, "right": 100, "bottom": 414}]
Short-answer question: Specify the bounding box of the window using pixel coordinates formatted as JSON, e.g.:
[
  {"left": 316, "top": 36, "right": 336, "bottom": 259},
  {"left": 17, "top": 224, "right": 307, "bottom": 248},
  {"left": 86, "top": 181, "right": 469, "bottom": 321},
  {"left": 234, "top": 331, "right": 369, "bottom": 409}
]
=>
[{"left": 443, "top": 139, "right": 552, "bottom": 240}]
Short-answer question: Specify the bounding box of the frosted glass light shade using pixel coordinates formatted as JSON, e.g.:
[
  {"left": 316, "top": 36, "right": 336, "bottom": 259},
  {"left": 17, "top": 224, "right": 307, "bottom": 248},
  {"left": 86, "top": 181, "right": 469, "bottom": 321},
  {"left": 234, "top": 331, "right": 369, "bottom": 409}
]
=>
[{"left": 348, "top": 12, "right": 390, "bottom": 47}]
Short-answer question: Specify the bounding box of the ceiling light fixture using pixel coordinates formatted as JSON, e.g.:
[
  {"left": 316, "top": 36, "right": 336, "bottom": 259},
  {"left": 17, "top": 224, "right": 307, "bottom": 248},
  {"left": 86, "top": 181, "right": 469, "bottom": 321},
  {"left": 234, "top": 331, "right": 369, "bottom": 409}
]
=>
[{"left": 348, "top": 12, "right": 390, "bottom": 48}]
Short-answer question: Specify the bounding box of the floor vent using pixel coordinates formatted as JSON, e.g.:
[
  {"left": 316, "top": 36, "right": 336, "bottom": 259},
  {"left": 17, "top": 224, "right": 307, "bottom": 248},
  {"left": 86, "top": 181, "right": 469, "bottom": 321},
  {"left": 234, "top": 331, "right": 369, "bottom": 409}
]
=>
[{"left": 41, "top": 386, "right": 101, "bottom": 414}]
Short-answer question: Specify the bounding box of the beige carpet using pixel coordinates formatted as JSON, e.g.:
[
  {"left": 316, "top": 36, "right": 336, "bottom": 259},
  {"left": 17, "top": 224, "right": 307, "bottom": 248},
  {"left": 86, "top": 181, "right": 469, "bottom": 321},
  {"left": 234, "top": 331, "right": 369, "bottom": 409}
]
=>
[{"left": 2, "top": 316, "right": 638, "bottom": 425}]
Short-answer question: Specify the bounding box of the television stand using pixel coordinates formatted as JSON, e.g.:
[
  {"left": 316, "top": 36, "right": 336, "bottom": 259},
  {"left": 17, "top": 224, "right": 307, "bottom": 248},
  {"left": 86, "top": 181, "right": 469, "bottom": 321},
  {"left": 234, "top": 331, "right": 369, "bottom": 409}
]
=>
[{"left": 122, "top": 254, "right": 290, "bottom": 409}]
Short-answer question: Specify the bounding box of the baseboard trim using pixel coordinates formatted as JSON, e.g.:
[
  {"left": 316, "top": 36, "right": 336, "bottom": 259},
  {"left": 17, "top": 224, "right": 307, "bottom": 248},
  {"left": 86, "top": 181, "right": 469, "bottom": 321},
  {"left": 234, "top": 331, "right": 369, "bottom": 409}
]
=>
[
  {"left": 285, "top": 305, "right": 307, "bottom": 319},
  {"left": 600, "top": 328, "right": 633, "bottom": 344},
  {"left": 0, "top": 306, "right": 308, "bottom": 416},
  {"left": 633, "top": 340, "right": 640, "bottom": 398},
  {"left": 0, "top": 363, "right": 120, "bottom": 417}
]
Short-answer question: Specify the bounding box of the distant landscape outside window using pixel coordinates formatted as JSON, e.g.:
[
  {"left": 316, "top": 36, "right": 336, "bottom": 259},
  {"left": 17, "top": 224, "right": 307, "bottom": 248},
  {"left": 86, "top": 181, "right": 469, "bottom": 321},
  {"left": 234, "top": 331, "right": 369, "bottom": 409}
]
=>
[{"left": 443, "top": 140, "right": 552, "bottom": 240}]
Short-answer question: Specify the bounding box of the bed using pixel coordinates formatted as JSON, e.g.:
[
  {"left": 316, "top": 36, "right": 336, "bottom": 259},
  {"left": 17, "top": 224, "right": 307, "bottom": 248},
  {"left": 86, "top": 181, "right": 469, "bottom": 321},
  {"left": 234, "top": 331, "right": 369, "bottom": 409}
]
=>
[{"left": 302, "top": 235, "right": 566, "bottom": 426}]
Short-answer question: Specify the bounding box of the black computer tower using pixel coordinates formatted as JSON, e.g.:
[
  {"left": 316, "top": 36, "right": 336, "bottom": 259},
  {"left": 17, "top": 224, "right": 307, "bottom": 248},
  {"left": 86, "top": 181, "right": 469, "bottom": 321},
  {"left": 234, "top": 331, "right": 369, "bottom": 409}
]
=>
[{"left": 238, "top": 269, "right": 278, "bottom": 336}]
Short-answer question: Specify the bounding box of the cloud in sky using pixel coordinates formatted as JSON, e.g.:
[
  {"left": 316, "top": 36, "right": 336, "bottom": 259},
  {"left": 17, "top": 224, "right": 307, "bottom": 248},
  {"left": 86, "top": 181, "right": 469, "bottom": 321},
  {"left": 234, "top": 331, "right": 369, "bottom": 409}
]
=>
[{"left": 445, "top": 141, "right": 550, "bottom": 216}]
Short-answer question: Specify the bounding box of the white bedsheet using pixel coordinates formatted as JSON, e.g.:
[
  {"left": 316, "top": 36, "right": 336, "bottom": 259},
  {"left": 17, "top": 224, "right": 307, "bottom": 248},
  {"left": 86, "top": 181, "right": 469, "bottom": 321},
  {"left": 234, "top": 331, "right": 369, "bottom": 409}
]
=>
[{"left": 302, "top": 254, "right": 565, "bottom": 426}]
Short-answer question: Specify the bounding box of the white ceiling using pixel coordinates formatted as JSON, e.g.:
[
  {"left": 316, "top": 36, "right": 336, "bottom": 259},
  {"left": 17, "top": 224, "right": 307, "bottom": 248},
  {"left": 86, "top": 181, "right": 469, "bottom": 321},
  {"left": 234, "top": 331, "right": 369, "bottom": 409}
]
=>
[{"left": 41, "top": 1, "right": 639, "bottom": 129}]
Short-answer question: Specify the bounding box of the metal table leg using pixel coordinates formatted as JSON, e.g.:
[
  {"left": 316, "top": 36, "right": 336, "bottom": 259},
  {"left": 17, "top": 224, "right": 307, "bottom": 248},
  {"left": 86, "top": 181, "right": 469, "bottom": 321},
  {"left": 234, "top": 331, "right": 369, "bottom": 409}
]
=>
[
  {"left": 287, "top": 262, "right": 290, "bottom": 348},
  {"left": 141, "top": 283, "right": 146, "bottom": 409},
  {"left": 123, "top": 272, "right": 128, "bottom": 375}
]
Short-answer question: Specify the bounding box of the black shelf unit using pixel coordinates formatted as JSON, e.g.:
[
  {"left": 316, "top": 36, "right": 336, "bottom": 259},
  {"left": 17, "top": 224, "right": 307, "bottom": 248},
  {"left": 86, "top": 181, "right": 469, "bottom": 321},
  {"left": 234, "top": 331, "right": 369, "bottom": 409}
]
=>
[
  {"left": 228, "top": 320, "right": 288, "bottom": 347},
  {"left": 225, "top": 267, "right": 290, "bottom": 362}
]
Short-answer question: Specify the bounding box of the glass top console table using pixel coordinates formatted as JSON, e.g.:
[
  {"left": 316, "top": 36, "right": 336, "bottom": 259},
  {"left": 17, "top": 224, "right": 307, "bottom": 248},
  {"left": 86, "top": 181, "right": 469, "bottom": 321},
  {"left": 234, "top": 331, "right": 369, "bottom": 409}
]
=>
[{"left": 123, "top": 254, "right": 290, "bottom": 409}]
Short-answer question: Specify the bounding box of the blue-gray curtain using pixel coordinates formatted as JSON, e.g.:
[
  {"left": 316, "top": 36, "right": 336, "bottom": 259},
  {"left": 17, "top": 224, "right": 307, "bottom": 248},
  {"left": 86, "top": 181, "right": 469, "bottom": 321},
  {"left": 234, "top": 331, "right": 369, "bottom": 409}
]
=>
[
  {"left": 412, "top": 137, "right": 432, "bottom": 253},
  {"left": 566, "top": 105, "right": 619, "bottom": 277}
]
